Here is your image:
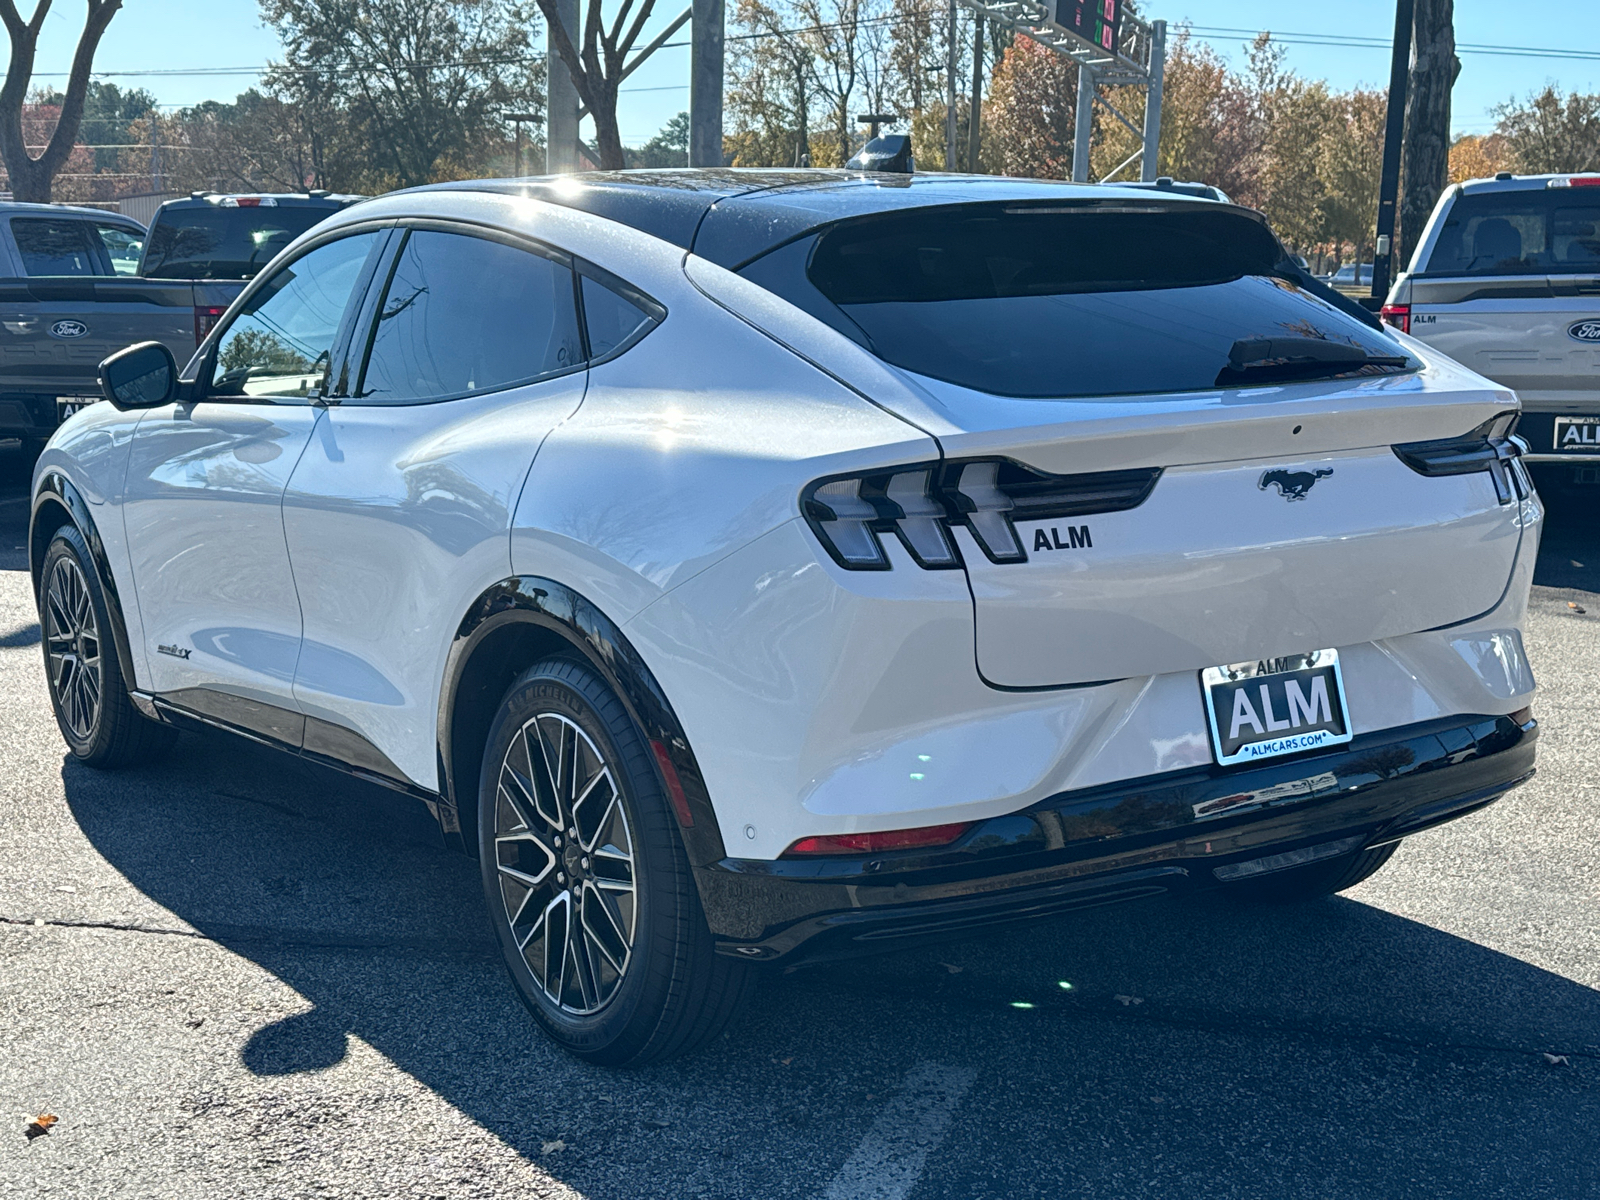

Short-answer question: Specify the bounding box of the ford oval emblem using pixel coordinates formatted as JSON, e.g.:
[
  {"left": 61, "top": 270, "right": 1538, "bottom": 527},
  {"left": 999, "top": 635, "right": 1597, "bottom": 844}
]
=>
[
  {"left": 49, "top": 319, "right": 88, "bottom": 339},
  {"left": 1569, "top": 320, "right": 1600, "bottom": 343}
]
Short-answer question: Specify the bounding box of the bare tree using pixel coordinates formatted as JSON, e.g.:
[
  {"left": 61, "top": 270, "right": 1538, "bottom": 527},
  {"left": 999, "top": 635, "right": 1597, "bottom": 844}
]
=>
[
  {"left": 0, "top": 0, "right": 121, "bottom": 203},
  {"left": 536, "top": 0, "right": 656, "bottom": 169},
  {"left": 1400, "top": 0, "right": 1459, "bottom": 266}
]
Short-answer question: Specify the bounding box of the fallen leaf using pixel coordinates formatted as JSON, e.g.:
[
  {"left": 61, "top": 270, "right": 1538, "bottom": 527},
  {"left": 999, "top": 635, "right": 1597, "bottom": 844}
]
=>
[
  {"left": 1568, "top": 602, "right": 1586, "bottom": 614},
  {"left": 644, "top": 1118, "right": 671, "bottom": 1130},
  {"left": 1113, "top": 994, "right": 1145, "bottom": 1007},
  {"left": 25, "top": 1113, "right": 57, "bottom": 1140},
  {"left": 938, "top": 962, "right": 964, "bottom": 974},
  {"left": 781, "top": 1057, "right": 793, "bottom": 1066},
  {"left": 541, "top": 1139, "right": 566, "bottom": 1154},
  {"left": 185, "top": 1018, "right": 205, "bottom": 1029},
  {"left": 1543, "top": 1052, "right": 1571, "bottom": 1066}
]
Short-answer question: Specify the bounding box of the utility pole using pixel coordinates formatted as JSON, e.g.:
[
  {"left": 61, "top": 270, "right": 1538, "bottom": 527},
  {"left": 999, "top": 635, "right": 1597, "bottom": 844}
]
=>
[
  {"left": 967, "top": 13, "right": 984, "bottom": 172},
  {"left": 1371, "top": 0, "right": 1415, "bottom": 302},
  {"left": 546, "top": 0, "right": 581, "bottom": 173},
  {"left": 690, "top": 0, "right": 724, "bottom": 166},
  {"left": 945, "top": 0, "right": 958, "bottom": 170}
]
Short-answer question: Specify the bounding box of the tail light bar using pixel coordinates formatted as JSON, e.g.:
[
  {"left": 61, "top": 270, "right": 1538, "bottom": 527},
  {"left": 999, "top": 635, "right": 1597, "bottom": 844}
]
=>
[
  {"left": 1379, "top": 303, "right": 1410, "bottom": 334},
  {"left": 802, "top": 459, "right": 1162, "bottom": 570},
  {"left": 1393, "top": 411, "right": 1531, "bottom": 504},
  {"left": 194, "top": 305, "right": 226, "bottom": 345}
]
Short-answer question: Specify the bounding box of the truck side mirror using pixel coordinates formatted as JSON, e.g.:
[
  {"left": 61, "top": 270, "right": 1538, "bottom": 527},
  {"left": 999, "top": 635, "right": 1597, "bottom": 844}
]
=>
[{"left": 99, "top": 341, "right": 177, "bottom": 410}]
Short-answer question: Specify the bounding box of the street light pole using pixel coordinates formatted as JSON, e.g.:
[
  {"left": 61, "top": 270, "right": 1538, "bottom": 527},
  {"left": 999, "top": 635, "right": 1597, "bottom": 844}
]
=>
[
  {"left": 507, "top": 112, "right": 539, "bottom": 177},
  {"left": 1372, "top": 0, "right": 1415, "bottom": 303}
]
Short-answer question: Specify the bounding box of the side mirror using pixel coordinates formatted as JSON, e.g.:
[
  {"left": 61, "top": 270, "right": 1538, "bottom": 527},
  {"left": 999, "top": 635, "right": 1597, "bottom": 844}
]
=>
[{"left": 99, "top": 341, "right": 178, "bottom": 409}]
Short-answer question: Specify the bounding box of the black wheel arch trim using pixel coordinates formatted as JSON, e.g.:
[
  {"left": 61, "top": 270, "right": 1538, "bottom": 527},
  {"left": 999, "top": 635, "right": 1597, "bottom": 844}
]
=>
[
  {"left": 437, "top": 576, "right": 728, "bottom": 866},
  {"left": 30, "top": 471, "right": 141, "bottom": 695}
]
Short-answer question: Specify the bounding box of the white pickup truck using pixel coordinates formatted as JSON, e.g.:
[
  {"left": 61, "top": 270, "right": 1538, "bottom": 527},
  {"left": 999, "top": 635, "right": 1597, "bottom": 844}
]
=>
[{"left": 1382, "top": 172, "right": 1600, "bottom": 478}]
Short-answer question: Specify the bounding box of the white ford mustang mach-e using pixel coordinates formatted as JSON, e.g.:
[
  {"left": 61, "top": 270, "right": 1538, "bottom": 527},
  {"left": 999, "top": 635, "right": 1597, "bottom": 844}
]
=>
[{"left": 30, "top": 171, "right": 1541, "bottom": 1065}]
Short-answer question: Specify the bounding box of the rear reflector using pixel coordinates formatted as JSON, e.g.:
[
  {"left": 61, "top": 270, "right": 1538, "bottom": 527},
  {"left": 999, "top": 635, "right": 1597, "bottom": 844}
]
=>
[
  {"left": 782, "top": 822, "right": 972, "bottom": 857},
  {"left": 649, "top": 740, "right": 694, "bottom": 828}
]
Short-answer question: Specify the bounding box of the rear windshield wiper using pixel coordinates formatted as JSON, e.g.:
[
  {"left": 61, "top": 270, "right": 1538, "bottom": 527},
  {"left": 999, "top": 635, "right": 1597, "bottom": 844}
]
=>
[{"left": 1216, "top": 337, "right": 1410, "bottom": 387}]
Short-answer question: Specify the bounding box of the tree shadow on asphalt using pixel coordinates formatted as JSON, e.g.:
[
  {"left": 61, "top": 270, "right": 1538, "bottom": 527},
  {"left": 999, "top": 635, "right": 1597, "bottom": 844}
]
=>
[{"left": 59, "top": 726, "right": 1600, "bottom": 1200}]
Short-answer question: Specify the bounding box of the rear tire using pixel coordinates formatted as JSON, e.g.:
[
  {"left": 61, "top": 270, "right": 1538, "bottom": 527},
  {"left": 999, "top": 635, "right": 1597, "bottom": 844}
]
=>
[
  {"left": 39, "top": 525, "right": 176, "bottom": 768},
  {"left": 477, "top": 657, "right": 753, "bottom": 1066},
  {"left": 1226, "top": 842, "right": 1399, "bottom": 903}
]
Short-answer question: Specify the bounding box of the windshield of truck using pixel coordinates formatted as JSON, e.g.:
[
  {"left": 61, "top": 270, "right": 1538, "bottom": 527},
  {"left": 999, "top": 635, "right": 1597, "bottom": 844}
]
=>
[
  {"left": 739, "top": 203, "right": 1411, "bottom": 398},
  {"left": 1423, "top": 190, "right": 1600, "bottom": 275},
  {"left": 140, "top": 205, "right": 334, "bottom": 279}
]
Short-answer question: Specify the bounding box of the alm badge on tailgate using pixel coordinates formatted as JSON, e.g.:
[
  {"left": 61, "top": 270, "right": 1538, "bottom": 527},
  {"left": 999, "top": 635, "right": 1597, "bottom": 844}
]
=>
[{"left": 1202, "top": 649, "right": 1353, "bottom": 767}]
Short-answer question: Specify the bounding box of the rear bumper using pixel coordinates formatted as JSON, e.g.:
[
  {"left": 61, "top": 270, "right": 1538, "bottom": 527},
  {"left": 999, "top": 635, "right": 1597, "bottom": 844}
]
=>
[{"left": 696, "top": 713, "right": 1537, "bottom": 963}]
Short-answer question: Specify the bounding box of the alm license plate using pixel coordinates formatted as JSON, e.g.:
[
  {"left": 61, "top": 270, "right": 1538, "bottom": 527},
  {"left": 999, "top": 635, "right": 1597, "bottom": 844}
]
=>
[
  {"left": 1202, "top": 649, "right": 1353, "bottom": 767},
  {"left": 56, "top": 396, "right": 96, "bottom": 421},
  {"left": 1553, "top": 416, "right": 1600, "bottom": 453}
]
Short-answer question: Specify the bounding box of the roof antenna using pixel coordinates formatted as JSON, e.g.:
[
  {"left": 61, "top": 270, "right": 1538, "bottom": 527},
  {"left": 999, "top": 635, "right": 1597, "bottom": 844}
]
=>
[{"left": 847, "top": 114, "right": 913, "bottom": 174}]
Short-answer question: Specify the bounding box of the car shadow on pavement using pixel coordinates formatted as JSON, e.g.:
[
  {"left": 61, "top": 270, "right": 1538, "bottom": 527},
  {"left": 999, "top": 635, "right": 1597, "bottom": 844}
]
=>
[{"left": 59, "top": 725, "right": 1600, "bottom": 1200}]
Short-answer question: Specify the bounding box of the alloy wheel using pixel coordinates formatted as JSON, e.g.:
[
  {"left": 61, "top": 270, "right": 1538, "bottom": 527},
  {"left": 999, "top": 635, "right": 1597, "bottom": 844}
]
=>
[
  {"left": 493, "top": 712, "right": 638, "bottom": 1015},
  {"left": 44, "top": 556, "right": 102, "bottom": 740}
]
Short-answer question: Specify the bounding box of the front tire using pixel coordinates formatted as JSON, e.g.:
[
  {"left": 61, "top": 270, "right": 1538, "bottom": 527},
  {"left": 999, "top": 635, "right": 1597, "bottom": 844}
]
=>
[
  {"left": 39, "top": 525, "right": 175, "bottom": 768},
  {"left": 478, "top": 658, "right": 752, "bottom": 1066}
]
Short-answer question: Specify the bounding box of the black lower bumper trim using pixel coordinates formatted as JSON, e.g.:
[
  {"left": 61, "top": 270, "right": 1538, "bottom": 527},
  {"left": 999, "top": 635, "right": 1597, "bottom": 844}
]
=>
[{"left": 696, "top": 712, "right": 1537, "bottom": 962}]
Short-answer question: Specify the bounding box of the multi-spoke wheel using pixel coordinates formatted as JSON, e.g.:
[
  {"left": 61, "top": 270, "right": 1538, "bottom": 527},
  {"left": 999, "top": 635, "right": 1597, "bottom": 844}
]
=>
[
  {"left": 39, "top": 524, "right": 175, "bottom": 767},
  {"left": 478, "top": 658, "right": 754, "bottom": 1065},
  {"left": 494, "top": 712, "right": 637, "bottom": 1015},
  {"left": 44, "top": 555, "right": 102, "bottom": 741}
]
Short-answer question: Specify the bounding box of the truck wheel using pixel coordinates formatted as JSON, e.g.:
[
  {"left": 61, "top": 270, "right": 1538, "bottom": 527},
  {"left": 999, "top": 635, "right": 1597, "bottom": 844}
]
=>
[
  {"left": 478, "top": 657, "right": 753, "bottom": 1066},
  {"left": 1227, "top": 842, "right": 1399, "bottom": 903},
  {"left": 40, "top": 525, "right": 175, "bottom": 767}
]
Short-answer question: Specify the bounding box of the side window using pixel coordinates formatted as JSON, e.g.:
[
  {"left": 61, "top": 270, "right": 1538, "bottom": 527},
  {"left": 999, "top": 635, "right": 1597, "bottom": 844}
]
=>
[
  {"left": 355, "top": 229, "right": 582, "bottom": 405},
  {"left": 12, "top": 218, "right": 98, "bottom": 275},
  {"left": 208, "top": 231, "right": 382, "bottom": 400},
  {"left": 93, "top": 225, "right": 145, "bottom": 275},
  {"left": 581, "top": 274, "right": 658, "bottom": 359}
]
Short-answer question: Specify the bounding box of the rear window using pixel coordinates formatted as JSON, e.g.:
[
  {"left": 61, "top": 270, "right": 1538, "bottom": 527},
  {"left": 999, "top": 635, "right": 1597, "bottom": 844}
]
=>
[
  {"left": 140, "top": 204, "right": 335, "bottom": 280},
  {"left": 12, "top": 218, "right": 100, "bottom": 275},
  {"left": 1424, "top": 190, "right": 1600, "bottom": 275},
  {"left": 739, "top": 204, "right": 1407, "bottom": 399}
]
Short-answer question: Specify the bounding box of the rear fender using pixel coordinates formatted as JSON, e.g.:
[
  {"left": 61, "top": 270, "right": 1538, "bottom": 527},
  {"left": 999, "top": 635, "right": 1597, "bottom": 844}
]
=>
[{"left": 436, "top": 576, "right": 727, "bottom": 866}]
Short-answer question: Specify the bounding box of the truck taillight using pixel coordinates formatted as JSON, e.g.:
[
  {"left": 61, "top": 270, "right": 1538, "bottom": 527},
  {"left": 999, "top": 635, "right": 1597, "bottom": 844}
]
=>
[
  {"left": 194, "top": 305, "right": 226, "bottom": 345},
  {"left": 1380, "top": 303, "right": 1411, "bottom": 334}
]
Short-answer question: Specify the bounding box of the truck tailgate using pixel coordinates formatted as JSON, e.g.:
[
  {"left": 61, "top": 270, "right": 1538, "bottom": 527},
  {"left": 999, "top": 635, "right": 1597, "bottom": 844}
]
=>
[{"left": 0, "top": 277, "right": 196, "bottom": 396}]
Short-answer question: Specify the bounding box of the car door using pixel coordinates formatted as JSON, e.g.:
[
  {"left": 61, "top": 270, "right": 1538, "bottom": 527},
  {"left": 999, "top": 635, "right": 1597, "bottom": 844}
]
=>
[
  {"left": 121, "top": 229, "right": 389, "bottom": 726},
  {"left": 280, "top": 224, "right": 588, "bottom": 788}
]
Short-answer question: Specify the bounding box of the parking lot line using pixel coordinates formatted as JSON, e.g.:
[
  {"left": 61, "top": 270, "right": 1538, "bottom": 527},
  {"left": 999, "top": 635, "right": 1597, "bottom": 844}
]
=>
[{"left": 822, "top": 1062, "right": 977, "bottom": 1200}]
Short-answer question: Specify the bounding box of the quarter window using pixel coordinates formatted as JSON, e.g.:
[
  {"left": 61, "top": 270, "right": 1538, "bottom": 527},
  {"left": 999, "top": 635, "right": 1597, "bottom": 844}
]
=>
[
  {"left": 209, "top": 232, "right": 383, "bottom": 400},
  {"left": 355, "top": 229, "right": 582, "bottom": 404},
  {"left": 581, "top": 273, "right": 657, "bottom": 359}
]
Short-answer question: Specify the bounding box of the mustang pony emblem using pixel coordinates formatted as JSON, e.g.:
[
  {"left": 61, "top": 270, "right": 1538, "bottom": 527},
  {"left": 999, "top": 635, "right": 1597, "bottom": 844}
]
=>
[{"left": 1259, "top": 468, "right": 1333, "bottom": 501}]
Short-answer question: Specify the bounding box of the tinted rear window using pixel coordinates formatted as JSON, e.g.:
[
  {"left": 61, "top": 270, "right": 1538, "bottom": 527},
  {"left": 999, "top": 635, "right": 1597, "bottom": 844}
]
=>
[
  {"left": 12, "top": 218, "right": 101, "bottom": 275},
  {"left": 740, "top": 204, "right": 1407, "bottom": 399},
  {"left": 141, "top": 205, "right": 335, "bottom": 279},
  {"left": 1424, "top": 190, "right": 1600, "bottom": 275}
]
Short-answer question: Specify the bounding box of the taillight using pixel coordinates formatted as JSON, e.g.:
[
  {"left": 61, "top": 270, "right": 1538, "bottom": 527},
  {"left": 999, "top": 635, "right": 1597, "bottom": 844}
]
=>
[
  {"left": 1547, "top": 176, "right": 1600, "bottom": 188},
  {"left": 194, "top": 305, "right": 226, "bottom": 345},
  {"left": 1380, "top": 303, "right": 1411, "bottom": 334},
  {"left": 1393, "top": 411, "right": 1531, "bottom": 504},
  {"left": 782, "top": 822, "right": 972, "bottom": 856},
  {"left": 802, "top": 459, "right": 1161, "bottom": 570}
]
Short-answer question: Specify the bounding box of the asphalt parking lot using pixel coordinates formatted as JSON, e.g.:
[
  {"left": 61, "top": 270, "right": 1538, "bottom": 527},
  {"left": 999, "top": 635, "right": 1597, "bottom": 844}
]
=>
[{"left": 1, "top": 448, "right": 1597, "bottom": 1200}]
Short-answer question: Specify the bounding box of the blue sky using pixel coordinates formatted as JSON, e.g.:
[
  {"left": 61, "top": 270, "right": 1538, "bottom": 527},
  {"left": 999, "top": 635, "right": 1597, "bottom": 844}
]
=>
[{"left": 22, "top": 0, "right": 1600, "bottom": 147}]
